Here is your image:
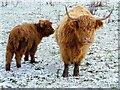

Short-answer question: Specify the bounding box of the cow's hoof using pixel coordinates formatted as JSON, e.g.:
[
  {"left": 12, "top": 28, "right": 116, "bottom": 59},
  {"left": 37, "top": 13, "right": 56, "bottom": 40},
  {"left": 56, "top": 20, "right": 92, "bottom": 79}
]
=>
[
  {"left": 62, "top": 72, "right": 68, "bottom": 77},
  {"left": 30, "top": 60, "right": 39, "bottom": 64},
  {"left": 73, "top": 71, "right": 79, "bottom": 76},
  {"left": 73, "top": 74, "right": 79, "bottom": 77},
  {"left": 6, "top": 68, "right": 10, "bottom": 71}
]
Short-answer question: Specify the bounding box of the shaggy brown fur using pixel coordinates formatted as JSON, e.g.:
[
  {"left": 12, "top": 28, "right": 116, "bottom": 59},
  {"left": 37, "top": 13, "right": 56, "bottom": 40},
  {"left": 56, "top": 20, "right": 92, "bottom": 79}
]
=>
[
  {"left": 6, "top": 20, "right": 54, "bottom": 71},
  {"left": 55, "top": 6, "right": 104, "bottom": 77}
]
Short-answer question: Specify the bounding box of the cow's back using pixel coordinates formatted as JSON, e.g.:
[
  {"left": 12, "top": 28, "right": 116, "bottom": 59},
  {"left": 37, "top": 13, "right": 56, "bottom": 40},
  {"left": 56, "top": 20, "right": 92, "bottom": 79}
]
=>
[{"left": 8, "top": 23, "right": 38, "bottom": 52}]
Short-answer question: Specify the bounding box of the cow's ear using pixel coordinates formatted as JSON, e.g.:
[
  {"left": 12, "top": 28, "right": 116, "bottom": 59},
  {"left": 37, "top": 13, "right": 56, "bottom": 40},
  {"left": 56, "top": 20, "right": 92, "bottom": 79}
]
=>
[
  {"left": 69, "top": 20, "right": 79, "bottom": 30},
  {"left": 39, "top": 20, "right": 46, "bottom": 28},
  {"left": 95, "top": 20, "right": 103, "bottom": 29}
]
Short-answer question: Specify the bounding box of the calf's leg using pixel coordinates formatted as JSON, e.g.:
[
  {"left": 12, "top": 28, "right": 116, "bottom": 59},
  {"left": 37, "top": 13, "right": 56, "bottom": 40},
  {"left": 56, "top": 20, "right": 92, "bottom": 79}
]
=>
[
  {"left": 24, "top": 55, "right": 29, "bottom": 61},
  {"left": 6, "top": 50, "right": 14, "bottom": 71},
  {"left": 30, "top": 45, "right": 38, "bottom": 63},
  {"left": 24, "top": 51, "right": 29, "bottom": 61},
  {"left": 15, "top": 52, "right": 22, "bottom": 68}
]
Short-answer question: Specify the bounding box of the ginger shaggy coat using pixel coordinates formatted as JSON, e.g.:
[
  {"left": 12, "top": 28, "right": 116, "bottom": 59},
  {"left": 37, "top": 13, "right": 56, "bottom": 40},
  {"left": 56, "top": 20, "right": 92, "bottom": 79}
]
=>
[
  {"left": 6, "top": 20, "right": 54, "bottom": 71},
  {"left": 56, "top": 6, "right": 112, "bottom": 77}
]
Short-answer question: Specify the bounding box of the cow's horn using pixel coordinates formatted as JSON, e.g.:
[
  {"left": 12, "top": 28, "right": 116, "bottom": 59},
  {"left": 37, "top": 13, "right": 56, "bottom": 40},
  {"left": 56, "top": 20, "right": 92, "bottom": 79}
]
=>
[
  {"left": 97, "top": 9, "right": 113, "bottom": 20},
  {"left": 64, "top": 5, "right": 75, "bottom": 20}
]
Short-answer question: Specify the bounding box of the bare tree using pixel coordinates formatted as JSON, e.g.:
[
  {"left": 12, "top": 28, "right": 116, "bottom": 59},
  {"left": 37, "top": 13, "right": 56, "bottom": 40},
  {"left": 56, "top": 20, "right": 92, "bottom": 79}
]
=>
[
  {"left": 11, "top": 0, "right": 21, "bottom": 7},
  {"left": 1, "top": 1, "right": 8, "bottom": 7},
  {"left": 89, "top": 1, "right": 104, "bottom": 15}
]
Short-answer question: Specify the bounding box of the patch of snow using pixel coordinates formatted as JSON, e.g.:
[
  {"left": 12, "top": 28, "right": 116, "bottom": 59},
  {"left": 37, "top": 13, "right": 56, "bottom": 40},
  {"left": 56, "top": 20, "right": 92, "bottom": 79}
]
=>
[{"left": 0, "top": 0, "right": 118, "bottom": 88}]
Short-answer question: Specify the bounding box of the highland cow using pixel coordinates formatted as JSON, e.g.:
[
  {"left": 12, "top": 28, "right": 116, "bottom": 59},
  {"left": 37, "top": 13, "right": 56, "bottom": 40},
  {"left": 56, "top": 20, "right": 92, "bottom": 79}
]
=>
[
  {"left": 55, "top": 6, "right": 112, "bottom": 77},
  {"left": 6, "top": 20, "right": 54, "bottom": 71}
]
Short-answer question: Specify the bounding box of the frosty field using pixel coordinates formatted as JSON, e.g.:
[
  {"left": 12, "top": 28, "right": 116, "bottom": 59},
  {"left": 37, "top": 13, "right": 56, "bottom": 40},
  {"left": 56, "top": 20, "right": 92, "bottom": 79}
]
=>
[{"left": 0, "top": 0, "right": 119, "bottom": 88}]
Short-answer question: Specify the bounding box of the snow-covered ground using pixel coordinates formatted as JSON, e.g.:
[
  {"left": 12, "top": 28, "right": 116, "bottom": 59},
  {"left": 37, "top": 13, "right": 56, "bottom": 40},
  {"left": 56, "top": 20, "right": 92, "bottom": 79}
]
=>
[{"left": 0, "top": 0, "right": 119, "bottom": 88}]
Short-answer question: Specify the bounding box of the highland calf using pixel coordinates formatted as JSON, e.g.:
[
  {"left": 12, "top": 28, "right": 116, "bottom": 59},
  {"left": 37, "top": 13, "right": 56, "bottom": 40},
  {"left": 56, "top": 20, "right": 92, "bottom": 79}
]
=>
[
  {"left": 6, "top": 20, "right": 54, "bottom": 71},
  {"left": 55, "top": 6, "right": 112, "bottom": 77}
]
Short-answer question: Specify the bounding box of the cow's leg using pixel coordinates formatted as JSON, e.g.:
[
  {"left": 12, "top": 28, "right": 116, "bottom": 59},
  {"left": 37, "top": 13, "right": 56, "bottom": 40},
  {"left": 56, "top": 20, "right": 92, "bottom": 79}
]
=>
[
  {"left": 6, "top": 50, "right": 14, "bottom": 71},
  {"left": 15, "top": 52, "right": 22, "bottom": 68},
  {"left": 73, "top": 54, "right": 86, "bottom": 76},
  {"left": 30, "top": 45, "right": 38, "bottom": 63},
  {"left": 62, "top": 63, "right": 69, "bottom": 77},
  {"left": 73, "top": 62, "right": 79, "bottom": 76}
]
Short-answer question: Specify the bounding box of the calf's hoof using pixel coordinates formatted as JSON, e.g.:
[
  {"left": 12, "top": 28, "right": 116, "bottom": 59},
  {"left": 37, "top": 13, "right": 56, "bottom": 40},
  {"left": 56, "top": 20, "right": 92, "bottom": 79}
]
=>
[
  {"left": 24, "top": 58, "right": 29, "bottom": 61},
  {"left": 6, "top": 64, "right": 10, "bottom": 71},
  {"left": 24, "top": 56, "right": 29, "bottom": 61},
  {"left": 17, "top": 64, "right": 21, "bottom": 68}
]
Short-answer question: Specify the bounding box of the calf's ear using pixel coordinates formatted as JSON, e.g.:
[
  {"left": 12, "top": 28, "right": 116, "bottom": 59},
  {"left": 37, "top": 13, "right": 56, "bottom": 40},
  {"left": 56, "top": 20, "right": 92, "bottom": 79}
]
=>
[
  {"left": 39, "top": 20, "right": 46, "bottom": 28},
  {"left": 95, "top": 20, "right": 103, "bottom": 29},
  {"left": 69, "top": 20, "right": 79, "bottom": 30}
]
